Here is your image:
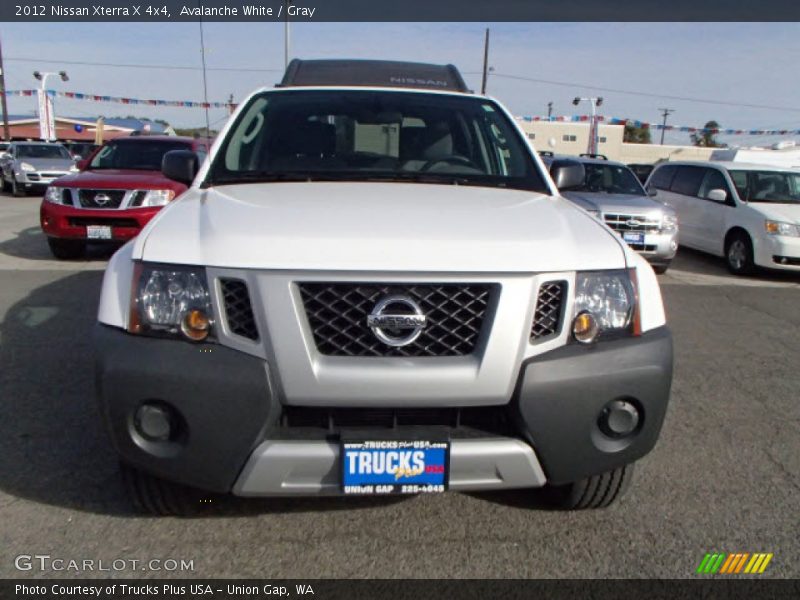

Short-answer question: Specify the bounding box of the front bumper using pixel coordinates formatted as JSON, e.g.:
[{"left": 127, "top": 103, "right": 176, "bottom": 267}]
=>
[
  {"left": 16, "top": 170, "right": 71, "bottom": 189},
  {"left": 41, "top": 201, "right": 161, "bottom": 242},
  {"left": 754, "top": 233, "right": 800, "bottom": 271},
  {"left": 94, "top": 324, "right": 673, "bottom": 495}
]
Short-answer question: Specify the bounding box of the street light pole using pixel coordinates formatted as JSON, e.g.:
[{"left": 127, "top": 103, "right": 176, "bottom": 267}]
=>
[
  {"left": 33, "top": 70, "right": 68, "bottom": 141},
  {"left": 0, "top": 36, "right": 10, "bottom": 141},
  {"left": 573, "top": 96, "right": 603, "bottom": 155}
]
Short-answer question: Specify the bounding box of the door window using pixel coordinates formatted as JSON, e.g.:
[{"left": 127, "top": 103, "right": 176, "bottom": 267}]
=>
[
  {"left": 649, "top": 164, "right": 677, "bottom": 190},
  {"left": 698, "top": 168, "right": 732, "bottom": 202},
  {"left": 670, "top": 166, "right": 705, "bottom": 197}
]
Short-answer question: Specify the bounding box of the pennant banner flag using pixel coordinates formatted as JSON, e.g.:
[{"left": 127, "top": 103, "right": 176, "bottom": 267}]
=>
[
  {"left": 3, "top": 89, "right": 231, "bottom": 109},
  {"left": 518, "top": 114, "right": 800, "bottom": 136}
]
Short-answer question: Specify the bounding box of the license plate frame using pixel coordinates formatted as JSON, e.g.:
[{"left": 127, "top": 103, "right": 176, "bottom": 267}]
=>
[
  {"left": 341, "top": 440, "right": 450, "bottom": 495},
  {"left": 86, "top": 225, "right": 112, "bottom": 240},
  {"left": 622, "top": 231, "right": 644, "bottom": 245}
]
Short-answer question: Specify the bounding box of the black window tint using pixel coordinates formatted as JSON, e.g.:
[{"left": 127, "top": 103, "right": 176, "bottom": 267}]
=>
[
  {"left": 698, "top": 168, "right": 731, "bottom": 201},
  {"left": 650, "top": 164, "right": 677, "bottom": 190},
  {"left": 671, "top": 166, "right": 705, "bottom": 197}
]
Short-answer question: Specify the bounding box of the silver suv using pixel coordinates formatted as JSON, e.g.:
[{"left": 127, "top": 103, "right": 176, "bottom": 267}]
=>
[
  {"left": 544, "top": 156, "right": 678, "bottom": 274},
  {"left": 1, "top": 141, "right": 76, "bottom": 196}
]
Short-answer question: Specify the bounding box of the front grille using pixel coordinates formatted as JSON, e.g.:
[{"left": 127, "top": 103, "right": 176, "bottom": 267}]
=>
[
  {"left": 629, "top": 244, "right": 657, "bottom": 252},
  {"left": 280, "top": 406, "right": 513, "bottom": 437},
  {"left": 77, "top": 189, "right": 126, "bottom": 209},
  {"left": 220, "top": 279, "right": 259, "bottom": 341},
  {"left": 68, "top": 217, "right": 139, "bottom": 228},
  {"left": 40, "top": 172, "right": 65, "bottom": 178},
  {"left": 603, "top": 213, "right": 660, "bottom": 233},
  {"left": 531, "top": 281, "right": 566, "bottom": 341},
  {"left": 27, "top": 174, "right": 40, "bottom": 181},
  {"left": 299, "top": 283, "right": 493, "bottom": 357}
]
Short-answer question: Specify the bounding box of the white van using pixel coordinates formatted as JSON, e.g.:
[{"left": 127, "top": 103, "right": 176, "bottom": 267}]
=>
[{"left": 646, "top": 161, "right": 800, "bottom": 274}]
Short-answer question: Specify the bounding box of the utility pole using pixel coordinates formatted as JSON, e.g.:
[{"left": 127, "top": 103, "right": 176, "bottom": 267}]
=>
[
  {"left": 198, "top": 17, "right": 211, "bottom": 140},
  {"left": 227, "top": 93, "right": 235, "bottom": 115},
  {"left": 284, "top": 0, "right": 293, "bottom": 69},
  {"left": 0, "top": 36, "right": 9, "bottom": 141},
  {"left": 480, "top": 28, "right": 490, "bottom": 95},
  {"left": 547, "top": 101, "right": 553, "bottom": 119},
  {"left": 658, "top": 108, "right": 674, "bottom": 145}
]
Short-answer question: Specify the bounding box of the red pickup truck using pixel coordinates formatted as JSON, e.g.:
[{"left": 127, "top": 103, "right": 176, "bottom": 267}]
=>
[{"left": 40, "top": 136, "right": 209, "bottom": 259}]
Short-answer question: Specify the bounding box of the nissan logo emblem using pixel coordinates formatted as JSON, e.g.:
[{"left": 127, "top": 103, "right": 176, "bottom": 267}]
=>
[
  {"left": 367, "top": 295, "right": 427, "bottom": 347},
  {"left": 94, "top": 193, "right": 111, "bottom": 207}
]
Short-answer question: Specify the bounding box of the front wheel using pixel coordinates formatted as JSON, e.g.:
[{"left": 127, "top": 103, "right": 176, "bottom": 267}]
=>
[
  {"left": 652, "top": 264, "right": 670, "bottom": 275},
  {"left": 120, "top": 463, "right": 208, "bottom": 516},
  {"left": 47, "top": 237, "right": 86, "bottom": 260},
  {"left": 725, "top": 231, "right": 755, "bottom": 275},
  {"left": 539, "top": 464, "right": 635, "bottom": 510},
  {"left": 11, "top": 176, "right": 25, "bottom": 197}
]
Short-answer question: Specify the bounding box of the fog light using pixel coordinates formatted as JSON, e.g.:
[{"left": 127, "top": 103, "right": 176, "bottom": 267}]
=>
[
  {"left": 180, "top": 309, "right": 211, "bottom": 341},
  {"left": 599, "top": 400, "right": 640, "bottom": 438},
  {"left": 135, "top": 404, "right": 173, "bottom": 442},
  {"left": 572, "top": 311, "right": 599, "bottom": 344}
]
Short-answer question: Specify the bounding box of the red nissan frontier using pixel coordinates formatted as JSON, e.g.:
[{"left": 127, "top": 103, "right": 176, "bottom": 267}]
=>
[{"left": 40, "top": 136, "right": 209, "bottom": 259}]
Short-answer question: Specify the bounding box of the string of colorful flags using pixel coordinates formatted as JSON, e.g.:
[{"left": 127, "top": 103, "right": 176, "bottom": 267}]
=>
[
  {"left": 2, "top": 89, "right": 798, "bottom": 135},
  {"left": 3, "top": 88, "right": 231, "bottom": 109},
  {"left": 518, "top": 115, "right": 800, "bottom": 136}
]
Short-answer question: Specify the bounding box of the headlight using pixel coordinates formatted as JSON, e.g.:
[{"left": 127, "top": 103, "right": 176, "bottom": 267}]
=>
[
  {"left": 661, "top": 213, "right": 678, "bottom": 232},
  {"left": 20, "top": 162, "right": 35, "bottom": 172},
  {"left": 138, "top": 189, "right": 176, "bottom": 207},
  {"left": 765, "top": 220, "right": 800, "bottom": 237},
  {"left": 129, "top": 263, "right": 214, "bottom": 342},
  {"left": 572, "top": 270, "right": 638, "bottom": 343},
  {"left": 44, "top": 186, "right": 64, "bottom": 204}
]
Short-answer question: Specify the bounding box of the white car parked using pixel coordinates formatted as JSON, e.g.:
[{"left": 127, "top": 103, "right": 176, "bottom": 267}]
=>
[{"left": 646, "top": 161, "right": 800, "bottom": 274}]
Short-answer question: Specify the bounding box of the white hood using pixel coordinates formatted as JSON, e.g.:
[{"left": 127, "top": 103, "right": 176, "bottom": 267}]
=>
[
  {"left": 749, "top": 202, "right": 800, "bottom": 224},
  {"left": 135, "top": 182, "right": 626, "bottom": 273}
]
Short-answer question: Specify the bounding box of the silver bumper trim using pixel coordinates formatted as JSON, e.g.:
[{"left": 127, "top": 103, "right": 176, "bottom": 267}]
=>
[{"left": 232, "top": 437, "right": 547, "bottom": 496}]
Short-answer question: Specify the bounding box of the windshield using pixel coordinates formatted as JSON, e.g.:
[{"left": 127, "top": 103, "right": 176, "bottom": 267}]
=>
[
  {"left": 16, "top": 144, "right": 71, "bottom": 160},
  {"left": 90, "top": 140, "right": 190, "bottom": 170},
  {"left": 571, "top": 163, "right": 646, "bottom": 195},
  {"left": 206, "top": 90, "right": 548, "bottom": 192},
  {"left": 729, "top": 169, "right": 800, "bottom": 204}
]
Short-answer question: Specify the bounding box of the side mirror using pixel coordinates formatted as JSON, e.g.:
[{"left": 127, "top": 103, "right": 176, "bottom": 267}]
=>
[
  {"left": 162, "top": 150, "right": 198, "bottom": 185},
  {"left": 647, "top": 185, "right": 657, "bottom": 197},
  {"left": 76, "top": 159, "right": 89, "bottom": 171},
  {"left": 0, "top": 152, "right": 9, "bottom": 160},
  {"left": 549, "top": 159, "right": 585, "bottom": 190},
  {"left": 707, "top": 189, "right": 728, "bottom": 203},
  {"left": 72, "top": 154, "right": 82, "bottom": 161}
]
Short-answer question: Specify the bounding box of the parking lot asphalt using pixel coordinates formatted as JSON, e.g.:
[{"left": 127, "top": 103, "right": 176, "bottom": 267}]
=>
[{"left": 0, "top": 193, "right": 798, "bottom": 579}]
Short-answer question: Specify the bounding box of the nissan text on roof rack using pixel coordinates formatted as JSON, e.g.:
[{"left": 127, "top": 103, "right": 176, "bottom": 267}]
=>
[{"left": 94, "top": 59, "right": 674, "bottom": 515}]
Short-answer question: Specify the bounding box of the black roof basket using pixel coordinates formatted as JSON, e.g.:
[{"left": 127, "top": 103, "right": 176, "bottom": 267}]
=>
[
  {"left": 278, "top": 59, "right": 470, "bottom": 93},
  {"left": 579, "top": 153, "right": 608, "bottom": 160}
]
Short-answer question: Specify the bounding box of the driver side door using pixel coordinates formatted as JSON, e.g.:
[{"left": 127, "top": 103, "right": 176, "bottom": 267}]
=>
[{"left": 695, "top": 167, "right": 735, "bottom": 255}]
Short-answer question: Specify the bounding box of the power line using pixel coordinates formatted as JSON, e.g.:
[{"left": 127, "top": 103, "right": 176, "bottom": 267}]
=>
[
  {"left": 490, "top": 72, "right": 800, "bottom": 113},
  {"left": 5, "top": 56, "right": 283, "bottom": 73}
]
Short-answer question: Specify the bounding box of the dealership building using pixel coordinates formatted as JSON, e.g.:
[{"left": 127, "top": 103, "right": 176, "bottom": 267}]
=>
[{"left": 1, "top": 115, "right": 173, "bottom": 143}]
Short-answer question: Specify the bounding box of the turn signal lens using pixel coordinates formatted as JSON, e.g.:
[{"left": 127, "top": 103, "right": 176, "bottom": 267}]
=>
[
  {"left": 572, "top": 311, "right": 599, "bottom": 344},
  {"left": 180, "top": 309, "right": 211, "bottom": 341}
]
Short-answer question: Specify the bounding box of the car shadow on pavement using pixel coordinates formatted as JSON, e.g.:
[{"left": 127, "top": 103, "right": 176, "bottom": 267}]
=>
[
  {"left": 0, "top": 226, "right": 120, "bottom": 263},
  {"left": 0, "top": 271, "right": 407, "bottom": 517},
  {"left": 669, "top": 247, "right": 800, "bottom": 283}
]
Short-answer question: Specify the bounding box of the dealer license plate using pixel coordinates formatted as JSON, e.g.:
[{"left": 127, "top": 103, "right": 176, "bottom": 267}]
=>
[
  {"left": 341, "top": 440, "right": 449, "bottom": 495},
  {"left": 623, "top": 231, "right": 644, "bottom": 245},
  {"left": 86, "top": 225, "right": 112, "bottom": 240}
]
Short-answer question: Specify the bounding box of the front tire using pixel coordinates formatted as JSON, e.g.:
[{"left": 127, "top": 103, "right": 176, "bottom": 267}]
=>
[
  {"left": 11, "top": 176, "right": 25, "bottom": 197},
  {"left": 120, "top": 463, "right": 207, "bottom": 516},
  {"left": 540, "top": 464, "right": 635, "bottom": 510},
  {"left": 725, "top": 231, "right": 755, "bottom": 275},
  {"left": 652, "top": 264, "right": 669, "bottom": 275},
  {"left": 47, "top": 237, "right": 86, "bottom": 259}
]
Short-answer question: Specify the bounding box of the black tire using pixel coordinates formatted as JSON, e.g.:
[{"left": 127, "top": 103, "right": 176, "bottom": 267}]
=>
[
  {"left": 1, "top": 174, "right": 10, "bottom": 193},
  {"left": 47, "top": 237, "right": 86, "bottom": 259},
  {"left": 120, "top": 463, "right": 206, "bottom": 516},
  {"left": 652, "top": 264, "right": 669, "bottom": 275},
  {"left": 725, "top": 231, "right": 755, "bottom": 275},
  {"left": 540, "top": 464, "right": 635, "bottom": 510},
  {"left": 11, "top": 176, "right": 25, "bottom": 197}
]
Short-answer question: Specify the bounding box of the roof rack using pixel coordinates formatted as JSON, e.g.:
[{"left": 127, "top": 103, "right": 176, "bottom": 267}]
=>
[
  {"left": 278, "top": 59, "right": 470, "bottom": 93},
  {"left": 538, "top": 151, "right": 555, "bottom": 157},
  {"left": 579, "top": 153, "right": 608, "bottom": 160}
]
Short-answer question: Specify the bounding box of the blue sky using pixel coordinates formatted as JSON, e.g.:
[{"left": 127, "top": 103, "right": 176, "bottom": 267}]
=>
[{"left": 2, "top": 22, "right": 799, "bottom": 145}]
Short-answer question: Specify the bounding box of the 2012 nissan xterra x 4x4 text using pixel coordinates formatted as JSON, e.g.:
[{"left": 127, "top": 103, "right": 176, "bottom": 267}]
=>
[{"left": 94, "top": 60, "right": 673, "bottom": 515}]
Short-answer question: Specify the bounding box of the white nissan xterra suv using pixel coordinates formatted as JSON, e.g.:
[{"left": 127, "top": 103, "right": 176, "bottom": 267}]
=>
[{"left": 94, "top": 60, "right": 673, "bottom": 515}]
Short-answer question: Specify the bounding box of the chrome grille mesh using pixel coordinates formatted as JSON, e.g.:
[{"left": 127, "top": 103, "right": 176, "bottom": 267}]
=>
[
  {"left": 531, "top": 281, "right": 566, "bottom": 341},
  {"left": 298, "top": 283, "right": 493, "bottom": 357},
  {"left": 220, "top": 279, "right": 259, "bottom": 341},
  {"left": 77, "top": 189, "right": 126, "bottom": 209},
  {"left": 603, "top": 213, "right": 660, "bottom": 233}
]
